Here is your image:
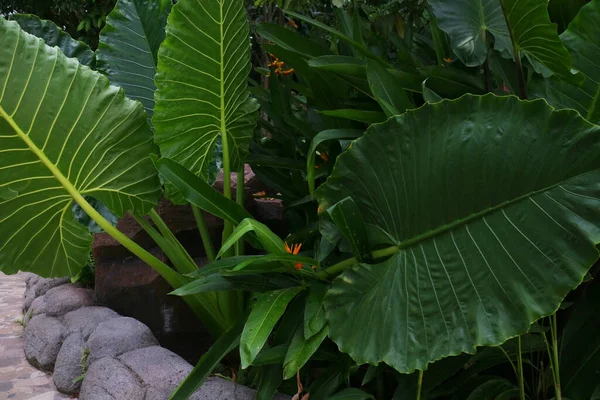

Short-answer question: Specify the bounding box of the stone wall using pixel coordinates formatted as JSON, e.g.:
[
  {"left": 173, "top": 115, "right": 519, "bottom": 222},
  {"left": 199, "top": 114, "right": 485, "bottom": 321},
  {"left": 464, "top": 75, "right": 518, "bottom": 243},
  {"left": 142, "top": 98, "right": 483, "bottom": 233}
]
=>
[{"left": 21, "top": 273, "right": 289, "bottom": 400}]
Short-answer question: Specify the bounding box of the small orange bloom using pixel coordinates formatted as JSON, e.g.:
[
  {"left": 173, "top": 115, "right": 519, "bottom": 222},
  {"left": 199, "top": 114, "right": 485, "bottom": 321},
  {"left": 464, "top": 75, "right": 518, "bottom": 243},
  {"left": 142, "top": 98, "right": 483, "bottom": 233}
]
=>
[
  {"left": 444, "top": 57, "right": 453, "bottom": 63},
  {"left": 319, "top": 151, "right": 329, "bottom": 162},
  {"left": 285, "top": 242, "right": 303, "bottom": 270},
  {"left": 289, "top": 19, "right": 298, "bottom": 29}
]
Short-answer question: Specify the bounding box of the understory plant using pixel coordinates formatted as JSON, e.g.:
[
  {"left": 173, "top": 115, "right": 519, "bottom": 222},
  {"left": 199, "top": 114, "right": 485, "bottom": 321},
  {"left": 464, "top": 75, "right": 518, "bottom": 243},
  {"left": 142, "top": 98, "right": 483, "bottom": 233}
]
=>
[{"left": 2, "top": 0, "right": 600, "bottom": 399}]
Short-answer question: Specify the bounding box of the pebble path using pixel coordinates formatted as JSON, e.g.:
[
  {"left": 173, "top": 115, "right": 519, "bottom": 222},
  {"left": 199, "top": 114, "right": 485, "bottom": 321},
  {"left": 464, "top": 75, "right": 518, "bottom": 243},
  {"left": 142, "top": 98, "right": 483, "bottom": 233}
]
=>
[{"left": 0, "top": 272, "right": 70, "bottom": 400}]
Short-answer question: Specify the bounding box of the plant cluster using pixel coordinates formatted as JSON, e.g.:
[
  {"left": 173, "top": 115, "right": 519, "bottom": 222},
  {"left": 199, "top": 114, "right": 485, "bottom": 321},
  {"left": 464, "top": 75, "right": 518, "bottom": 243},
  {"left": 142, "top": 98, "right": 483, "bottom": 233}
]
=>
[{"left": 1, "top": 0, "right": 600, "bottom": 399}]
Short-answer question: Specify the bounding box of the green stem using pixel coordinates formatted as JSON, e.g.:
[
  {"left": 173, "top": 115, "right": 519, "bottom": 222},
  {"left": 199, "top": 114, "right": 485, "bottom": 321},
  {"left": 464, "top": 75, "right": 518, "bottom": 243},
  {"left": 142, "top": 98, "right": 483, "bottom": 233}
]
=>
[
  {"left": 500, "top": 0, "right": 527, "bottom": 99},
  {"left": 551, "top": 314, "right": 562, "bottom": 400},
  {"left": 517, "top": 336, "right": 526, "bottom": 400},
  {"left": 192, "top": 206, "right": 216, "bottom": 262},
  {"left": 235, "top": 165, "right": 245, "bottom": 256},
  {"left": 416, "top": 370, "right": 424, "bottom": 400},
  {"left": 317, "top": 245, "right": 399, "bottom": 278}
]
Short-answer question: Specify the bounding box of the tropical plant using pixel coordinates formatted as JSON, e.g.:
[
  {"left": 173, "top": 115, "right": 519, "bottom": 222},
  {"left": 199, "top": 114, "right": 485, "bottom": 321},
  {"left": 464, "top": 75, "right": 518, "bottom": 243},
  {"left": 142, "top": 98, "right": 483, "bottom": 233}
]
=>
[{"left": 3, "top": 0, "right": 600, "bottom": 399}]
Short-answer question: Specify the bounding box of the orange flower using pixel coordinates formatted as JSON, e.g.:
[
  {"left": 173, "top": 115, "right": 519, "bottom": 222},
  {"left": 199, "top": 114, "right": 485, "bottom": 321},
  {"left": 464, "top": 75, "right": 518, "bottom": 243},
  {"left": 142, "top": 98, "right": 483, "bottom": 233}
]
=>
[
  {"left": 285, "top": 242, "right": 303, "bottom": 270},
  {"left": 444, "top": 57, "right": 453, "bottom": 63},
  {"left": 289, "top": 19, "right": 298, "bottom": 29},
  {"left": 319, "top": 151, "right": 329, "bottom": 162}
]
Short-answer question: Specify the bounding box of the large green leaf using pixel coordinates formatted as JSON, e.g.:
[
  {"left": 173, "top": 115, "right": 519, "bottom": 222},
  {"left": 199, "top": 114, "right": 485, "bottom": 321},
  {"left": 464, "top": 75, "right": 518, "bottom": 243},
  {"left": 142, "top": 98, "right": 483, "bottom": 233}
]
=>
[
  {"left": 501, "top": 0, "right": 578, "bottom": 82},
  {"left": 548, "top": 0, "right": 588, "bottom": 33},
  {"left": 317, "top": 94, "right": 600, "bottom": 373},
  {"left": 429, "top": 0, "right": 512, "bottom": 66},
  {"left": 530, "top": 0, "right": 600, "bottom": 124},
  {"left": 97, "top": 0, "right": 172, "bottom": 117},
  {"left": 0, "top": 18, "right": 161, "bottom": 277},
  {"left": 154, "top": 0, "right": 259, "bottom": 186},
  {"left": 10, "top": 14, "right": 96, "bottom": 68}
]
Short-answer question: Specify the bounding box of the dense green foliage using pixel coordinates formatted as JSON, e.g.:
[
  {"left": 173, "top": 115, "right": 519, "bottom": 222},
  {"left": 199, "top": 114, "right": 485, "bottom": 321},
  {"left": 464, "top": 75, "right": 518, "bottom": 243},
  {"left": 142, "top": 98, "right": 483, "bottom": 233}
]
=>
[{"left": 2, "top": 0, "right": 600, "bottom": 399}]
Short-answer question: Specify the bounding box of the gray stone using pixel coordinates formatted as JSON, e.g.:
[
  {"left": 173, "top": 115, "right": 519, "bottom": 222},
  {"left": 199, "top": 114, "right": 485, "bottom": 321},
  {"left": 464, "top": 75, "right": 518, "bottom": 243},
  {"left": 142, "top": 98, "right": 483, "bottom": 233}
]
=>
[
  {"left": 44, "top": 284, "right": 95, "bottom": 316},
  {"left": 35, "top": 277, "right": 70, "bottom": 297},
  {"left": 54, "top": 332, "right": 85, "bottom": 395},
  {"left": 23, "top": 286, "right": 37, "bottom": 313},
  {"left": 24, "top": 295, "right": 47, "bottom": 325},
  {"left": 79, "top": 357, "right": 144, "bottom": 400},
  {"left": 88, "top": 317, "right": 158, "bottom": 362},
  {"left": 118, "top": 346, "right": 192, "bottom": 393},
  {"left": 63, "top": 306, "right": 119, "bottom": 340},
  {"left": 24, "top": 314, "right": 65, "bottom": 371},
  {"left": 144, "top": 387, "right": 172, "bottom": 400},
  {"left": 190, "top": 377, "right": 291, "bottom": 400}
]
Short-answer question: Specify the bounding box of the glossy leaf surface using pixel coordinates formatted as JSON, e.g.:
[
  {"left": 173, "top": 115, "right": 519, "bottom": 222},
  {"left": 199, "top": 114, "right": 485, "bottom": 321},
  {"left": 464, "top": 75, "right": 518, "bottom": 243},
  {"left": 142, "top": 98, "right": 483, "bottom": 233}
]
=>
[
  {"left": 154, "top": 0, "right": 258, "bottom": 186},
  {"left": 10, "top": 14, "right": 95, "bottom": 67},
  {"left": 97, "top": 0, "right": 172, "bottom": 116},
  {"left": 317, "top": 94, "right": 600, "bottom": 372},
  {"left": 429, "top": 0, "right": 511, "bottom": 66},
  {"left": 240, "top": 287, "right": 302, "bottom": 368},
  {"left": 530, "top": 0, "right": 600, "bottom": 124},
  {"left": 0, "top": 18, "right": 160, "bottom": 277}
]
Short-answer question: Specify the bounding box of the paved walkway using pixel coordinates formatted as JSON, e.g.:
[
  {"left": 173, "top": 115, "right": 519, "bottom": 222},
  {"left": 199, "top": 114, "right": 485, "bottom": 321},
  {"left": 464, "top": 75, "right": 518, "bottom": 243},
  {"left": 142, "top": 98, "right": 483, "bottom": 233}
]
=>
[{"left": 0, "top": 272, "right": 69, "bottom": 400}]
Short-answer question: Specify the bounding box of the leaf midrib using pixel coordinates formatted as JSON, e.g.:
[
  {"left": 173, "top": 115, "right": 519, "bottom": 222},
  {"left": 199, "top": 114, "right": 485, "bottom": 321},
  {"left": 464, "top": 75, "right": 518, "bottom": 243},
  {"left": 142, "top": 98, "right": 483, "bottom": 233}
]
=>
[{"left": 396, "top": 169, "right": 598, "bottom": 251}]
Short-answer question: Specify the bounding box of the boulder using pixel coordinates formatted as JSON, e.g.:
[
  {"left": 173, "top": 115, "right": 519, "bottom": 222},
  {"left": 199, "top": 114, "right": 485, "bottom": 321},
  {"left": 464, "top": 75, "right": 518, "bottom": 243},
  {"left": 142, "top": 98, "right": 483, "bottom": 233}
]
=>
[
  {"left": 34, "top": 277, "right": 70, "bottom": 297},
  {"left": 53, "top": 332, "right": 85, "bottom": 395},
  {"left": 62, "top": 306, "right": 119, "bottom": 340},
  {"left": 24, "top": 315, "right": 65, "bottom": 371},
  {"left": 87, "top": 317, "right": 158, "bottom": 362},
  {"left": 190, "top": 377, "right": 291, "bottom": 400},
  {"left": 22, "top": 288, "right": 37, "bottom": 313},
  {"left": 79, "top": 357, "right": 145, "bottom": 400},
  {"left": 118, "top": 346, "right": 192, "bottom": 393},
  {"left": 24, "top": 295, "right": 47, "bottom": 325},
  {"left": 44, "top": 284, "right": 95, "bottom": 316}
]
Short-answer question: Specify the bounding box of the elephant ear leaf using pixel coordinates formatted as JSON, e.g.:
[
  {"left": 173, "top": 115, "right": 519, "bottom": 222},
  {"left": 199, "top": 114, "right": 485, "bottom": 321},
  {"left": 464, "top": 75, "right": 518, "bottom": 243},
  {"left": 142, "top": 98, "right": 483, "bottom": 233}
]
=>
[
  {"left": 317, "top": 94, "right": 600, "bottom": 373},
  {"left": 501, "top": 0, "right": 580, "bottom": 83},
  {"left": 97, "top": 0, "right": 172, "bottom": 117},
  {"left": 530, "top": 0, "right": 600, "bottom": 124},
  {"left": 153, "top": 0, "right": 259, "bottom": 189},
  {"left": 10, "top": 14, "right": 96, "bottom": 68},
  {"left": 0, "top": 18, "right": 161, "bottom": 277},
  {"left": 428, "top": 0, "right": 512, "bottom": 67}
]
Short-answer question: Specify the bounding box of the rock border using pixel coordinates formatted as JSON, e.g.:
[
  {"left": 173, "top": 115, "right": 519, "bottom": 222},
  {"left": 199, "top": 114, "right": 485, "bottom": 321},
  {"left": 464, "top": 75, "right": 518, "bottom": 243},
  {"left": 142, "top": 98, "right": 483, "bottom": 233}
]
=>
[{"left": 21, "top": 273, "right": 289, "bottom": 400}]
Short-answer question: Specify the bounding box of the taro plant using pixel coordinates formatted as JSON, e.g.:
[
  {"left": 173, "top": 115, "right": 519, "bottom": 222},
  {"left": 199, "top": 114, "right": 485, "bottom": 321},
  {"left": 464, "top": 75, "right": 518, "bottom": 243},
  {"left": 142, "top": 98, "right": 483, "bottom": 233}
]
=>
[{"left": 3, "top": 0, "right": 600, "bottom": 399}]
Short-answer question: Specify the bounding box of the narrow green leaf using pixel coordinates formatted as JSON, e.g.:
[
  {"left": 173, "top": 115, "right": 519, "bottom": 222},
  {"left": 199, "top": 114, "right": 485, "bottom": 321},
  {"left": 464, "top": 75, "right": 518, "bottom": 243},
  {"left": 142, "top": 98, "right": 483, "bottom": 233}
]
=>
[
  {"left": 0, "top": 17, "right": 161, "bottom": 277},
  {"left": 257, "top": 364, "right": 284, "bottom": 400},
  {"left": 97, "top": 0, "right": 171, "bottom": 117},
  {"left": 318, "top": 109, "right": 385, "bottom": 124},
  {"left": 366, "top": 60, "right": 413, "bottom": 118},
  {"left": 307, "top": 129, "right": 362, "bottom": 195},
  {"left": 329, "top": 388, "right": 375, "bottom": 400},
  {"left": 420, "top": 66, "right": 485, "bottom": 98},
  {"left": 217, "top": 218, "right": 286, "bottom": 259},
  {"left": 253, "top": 344, "right": 288, "bottom": 366},
  {"left": 465, "top": 378, "right": 519, "bottom": 400},
  {"left": 256, "top": 23, "right": 329, "bottom": 58},
  {"left": 361, "top": 365, "right": 378, "bottom": 386},
  {"left": 155, "top": 158, "right": 252, "bottom": 226},
  {"left": 328, "top": 197, "right": 371, "bottom": 262},
  {"left": 10, "top": 14, "right": 96, "bottom": 67},
  {"left": 309, "top": 55, "right": 366, "bottom": 76},
  {"left": 169, "top": 319, "right": 244, "bottom": 399},
  {"left": 232, "top": 253, "right": 318, "bottom": 272},
  {"left": 429, "top": 0, "right": 512, "bottom": 66},
  {"left": 154, "top": 0, "right": 259, "bottom": 189},
  {"left": 285, "top": 11, "right": 390, "bottom": 67},
  {"left": 421, "top": 79, "right": 443, "bottom": 103},
  {"left": 240, "top": 287, "right": 303, "bottom": 369},
  {"left": 304, "top": 284, "right": 328, "bottom": 339},
  {"left": 283, "top": 324, "right": 329, "bottom": 379},
  {"left": 501, "top": 0, "right": 580, "bottom": 83},
  {"left": 170, "top": 273, "right": 291, "bottom": 296}
]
